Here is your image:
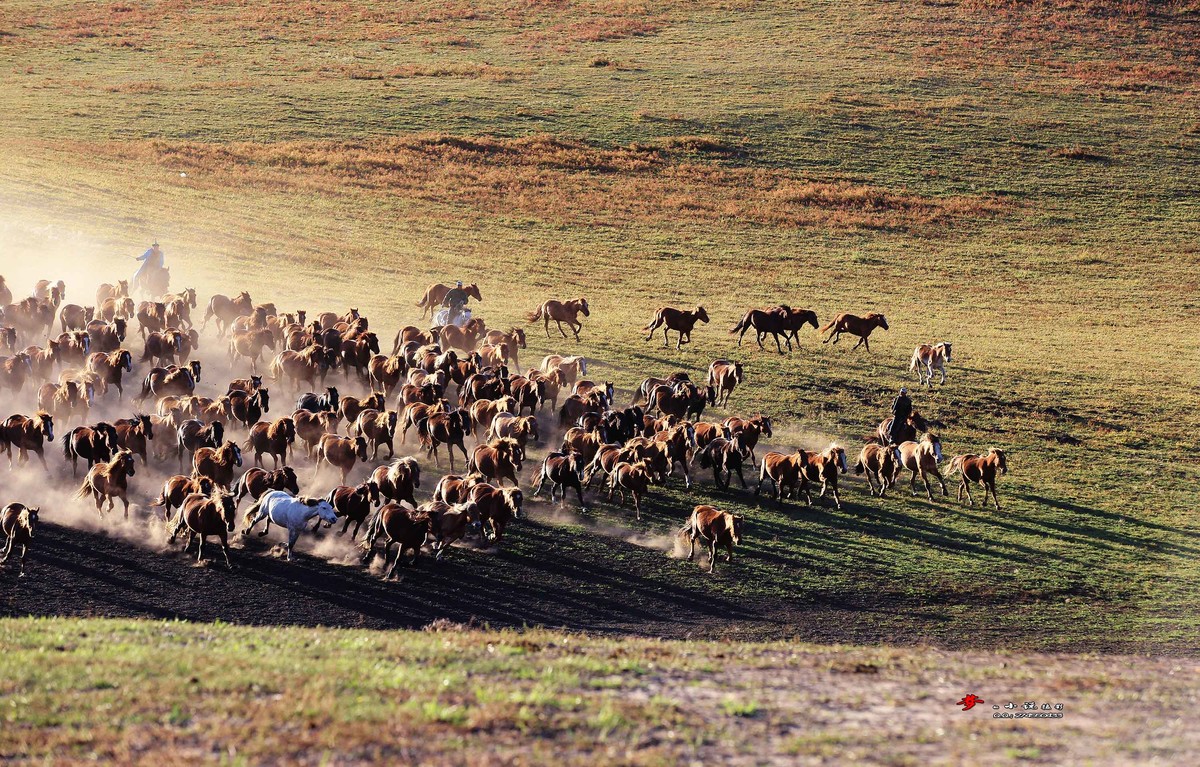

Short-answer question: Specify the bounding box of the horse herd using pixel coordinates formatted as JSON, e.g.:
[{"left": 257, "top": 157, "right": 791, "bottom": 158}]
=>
[{"left": 0, "top": 273, "right": 1006, "bottom": 578}]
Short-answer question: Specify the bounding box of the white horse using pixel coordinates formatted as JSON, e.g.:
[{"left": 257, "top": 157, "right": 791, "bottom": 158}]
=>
[
  {"left": 242, "top": 490, "right": 338, "bottom": 560},
  {"left": 910, "top": 342, "right": 952, "bottom": 387}
]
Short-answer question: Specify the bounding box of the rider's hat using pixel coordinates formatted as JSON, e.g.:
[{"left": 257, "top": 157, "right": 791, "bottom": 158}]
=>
[
  {"left": 152, "top": 241, "right": 159, "bottom": 247},
  {"left": 899, "top": 387, "right": 908, "bottom": 395},
  {"left": 456, "top": 281, "right": 463, "bottom": 288}
]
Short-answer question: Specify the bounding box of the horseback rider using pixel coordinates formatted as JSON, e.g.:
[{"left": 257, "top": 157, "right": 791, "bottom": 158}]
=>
[
  {"left": 133, "top": 242, "right": 164, "bottom": 286},
  {"left": 441, "top": 281, "right": 470, "bottom": 325},
  {"left": 888, "top": 387, "right": 912, "bottom": 446}
]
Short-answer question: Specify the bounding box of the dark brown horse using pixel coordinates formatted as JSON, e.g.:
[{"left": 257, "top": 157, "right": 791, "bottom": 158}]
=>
[
  {"left": 113, "top": 413, "right": 155, "bottom": 465},
  {"left": 138, "top": 361, "right": 202, "bottom": 401},
  {"left": 232, "top": 466, "right": 301, "bottom": 506},
  {"left": 62, "top": 422, "right": 119, "bottom": 476},
  {"left": 533, "top": 451, "right": 587, "bottom": 509},
  {"left": 684, "top": 505, "right": 742, "bottom": 574},
  {"left": 75, "top": 449, "right": 137, "bottom": 518},
  {"left": 325, "top": 481, "right": 381, "bottom": 539},
  {"left": 820, "top": 312, "right": 889, "bottom": 352},
  {"left": 723, "top": 415, "right": 773, "bottom": 467},
  {"left": 291, "top": 409, "right": 337, "bottom": 458},
  {"left": 359, "top": 502, "right": 429, "bottom": 577},
  {"left": 1, "top": 412, "right": 55, "bottom": 470},
  {"left": 169, "top": 490, "right": 237, "bottom": 569},
  {"left": 0, "top": 353, "right": 32, "bottom": 394},
  {"left": 468, "top": 483, "right": 522, "bottom": 543},
  {"left": 643, "top": 306, "right": 709, "bottom": 349},
  {"left": 526, "top": 298, "right": 589, "bottom": 341},
  {"left": 370, "top": 456, "right": 421, "bottom": 506},
  {"left": 243, "top": 416, "right": 295, "bottom": 468},
  {"left": 875, "top": 410, "right": 929, "bottom": 447},
  {"left": 59, "top": 303, "right": 94, "bottom": 332},
  {"left": 227, "top": 388, "right": 270, "bottom": 430},
  {"left": 730, "top": 305, "right": 819, "bottom": 353},
  {"left": 176, "top": 419, "right": 225, "bottom": 470},
  {"left": 1, "top": 503, "right": 39, "bottom": 577}
]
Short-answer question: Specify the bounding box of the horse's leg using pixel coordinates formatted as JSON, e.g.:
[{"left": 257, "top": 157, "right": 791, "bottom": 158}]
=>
[
  {"left": 220, "top": 537, "right": 233, "bottom": 569},
  {"left": 989, "top": 481, "right": 1000, "bottom": 511},
  {"left": 920, "top": 470, "right": 934, "bottom": 501},
  {"left": 687, "top": 529, "right": 696, "bottom": 562},
  {"left": 258, "top": 519, "right": 272, "bottom": 537},
  {"left": 543, "top": 316, "right": 552, "bottom": 339},
  {"left": 196, "top": 535, "right": 205, "bottom": 563},
  {"left": 0, "top": 536, "right": 12, "bottom": 565},
  {"left": 708, "top": 539, "right": 717, "bottom": 573},
  {"left": 939, "top": 365, "right": 947, "bottom": 385},
  {"left": 644, "top": 320, "right": 658, "bottom": 342},
  {"left": 556, "top": 320, "right": 568, "bottom": 339},
  {"left": 121, "top": 493, "right": 130, "bottom": 520},
  {"left": 286, "top": 528, "right": 300, "bottom": 561},
  {"left": 959, "top": 479, "right": 972, "bottom": 506},
  {"left": 931, "top": 467, "right": 948, "bottom": 496},
  {"left": 632, "top": 491, "right": 641, "bottom": 521},
  {"left": 909, "top": 468, "right": 918, "bottom": 496}
]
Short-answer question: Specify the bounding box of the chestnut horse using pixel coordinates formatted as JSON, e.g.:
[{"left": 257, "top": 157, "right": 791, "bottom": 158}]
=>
[
  {"left": 232, "top": 466, "right": 301, "bottom": 506},
  {"left": 2, "top": 412, "right": 55, "bottom": 470},
  {"left": 896, "top": 434, "right": 947, "bottom": 501},
  {"left": 875, "top": 410, "right": 929, "bottom": 447},
  {"left": 193, "top": 440, "right": 244, "bottom": 490},
  {"left": 526, "top": 298, "right": 589, "bottom": 341},
  {"left": 820, "top": 312, "right": 889, "bottom": 352},
  {"left": 643, "top": 306, "right": 709, "bottom": 350},
  {"left": 706, "top": 360, "right": 743, "bottom": 408},
  {"left": 855, "top": 443, "right": 898, "bottom": 498},
  {"left": 0, "top": 503, "right": 39, "bottom": 577},
  {"left": 359, "top": 502, "right": 430, "bottom": 576},
  {"left": 684, "top": 505, "right": 743, "bottom": 574},
  {"left": 151, "top": 475, "right": 216, "bottom": 520},
  {"left": 203, "top": 291, "right": 253, "bottom": 337},
  {"left": 325, "top": 481, "right": 382, "bottom": 539},
  {"left": 87, "top": 350, "right": 134, "bottom": 399},
  {"left": 75, "top": 449, "right": 137, "bottom": 519},
  {"left": 910, "top": 342, "right": 953, "bottom": 387},
  {"left": 947, "top": 447, "right": 1008, "bottom": 510}
]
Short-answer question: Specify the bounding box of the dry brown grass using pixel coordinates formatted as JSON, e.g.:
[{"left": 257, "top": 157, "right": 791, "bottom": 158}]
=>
[{"left": 83, "top": 134, "right": 1007, "bottom": 231}]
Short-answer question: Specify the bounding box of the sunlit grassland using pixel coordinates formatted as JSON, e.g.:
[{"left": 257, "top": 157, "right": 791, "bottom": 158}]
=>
[
  {"left": 2, "top": 618, "right": 1198, "bottom": 764},
  {"left": 0, "top": 0, "right": 1198, "bottom": 651}
]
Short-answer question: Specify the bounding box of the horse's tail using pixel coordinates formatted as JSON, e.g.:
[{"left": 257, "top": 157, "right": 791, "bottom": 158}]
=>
[
  {"left": 729, "top": 311, "right": 751, "bottom": 334},
  {"left": 819, "top": 318, "right": 837, "bottom": 333},
  {"left": 61, "top": 433, "right": 74, "bottom": 461},
  {"left": 201, "top": 303, "right": 214, "bottom": 330},
  {"left": 908, "top": 349, "right": 921, "bottom": 371},
  {"left": 242, "top": 496, "right": 264, "bottom": 530},
  {"left": 640, "top": 310, "right": 661, "bottom": 332},
  {"left": 853, "top": 457, "right": 865, "bottom": 475},
  {"left": 524, "top": 305, "right": 543, "bottom": 324},
  {"left": 946, "top": 455, "right": 964, "bottom": 475},
  {"left": 391, "top": 330, "right": 403, "bottom": 356},
  {"left": 358, "top": 505, "right": 385, "bottom": 551},
  {"left": 73, "top": 477, "right": 92, "bottom": 499},
  {"left": 149, "top": 488, "right": 168, "bottom": 507},
  {"left": 135, "top": 373, "right": 152, "bottom": 402}
]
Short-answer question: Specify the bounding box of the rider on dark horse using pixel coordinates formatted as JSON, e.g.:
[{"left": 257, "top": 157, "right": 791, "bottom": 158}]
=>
[
  {"left": 133, "top": 242, "right": 165, "bottom": 289},
  {"left": 441, "top": 280, "right": 470, "bottom": 325},
  {"left": 888, "top": 387, "right": 912, "bottom": 446}
]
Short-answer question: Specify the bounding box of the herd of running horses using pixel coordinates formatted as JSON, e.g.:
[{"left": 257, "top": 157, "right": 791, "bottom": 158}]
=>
[{"left": 0, "top": 272, "right": 1008, "bottom": 578}]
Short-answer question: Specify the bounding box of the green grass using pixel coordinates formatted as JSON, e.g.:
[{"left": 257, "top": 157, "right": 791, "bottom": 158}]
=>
[
  {"left": 2, "top": 617, "right": 1197, "bottom": 764},
  {"left": 0, "top": 0, "right": 1198, "bottom": 654}
]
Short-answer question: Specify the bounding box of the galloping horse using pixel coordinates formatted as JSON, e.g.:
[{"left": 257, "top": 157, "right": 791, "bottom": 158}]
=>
[
  {"left": 820, "top": 312, "right": 889, "bottom": 352},
  {"left": 242, "top": 490, "right": 338, "bottom": 561},
  {"left": 0, "top": 503, "right": 39, "bottom": 577},
  {"left": 643, "top": 306, "right": 709, "bottom": 350},
  {"left": 526, "top": 298, "right": 589, "bottom": 341},
  {"left": 416, "top": 282, "right": 481, "bottom": 319},
  {"left": 948, "top": 447, "right": 1008, "bottom": 510},
  {"left": 910, "top": 342, "right": 953, "bottom": 387},
  {"left": 203, "top": 291, "right": 253, "bottom": 338},
  {"left": 730, "top": 305, "right": 819, "bottom": 353},
  {"left": 169, "top": 490, "right": 237, "bottom": 569},
  {"left": 896, "top": 434, "right": 947, "bottom": 501},
  {"left": 706, "top": 360, "right": 743, "bottom": 408},
  {"left": 75, "top": 449, "right": 137, "bottom": 518}
]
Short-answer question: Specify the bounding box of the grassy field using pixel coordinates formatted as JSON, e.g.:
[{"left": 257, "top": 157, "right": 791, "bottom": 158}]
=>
[
  {"left": 0, "top": 0, "right": 1199, "bottom": 758},
  {"left": 1, "top": 617, "right": 1197, "bottom": 764}
]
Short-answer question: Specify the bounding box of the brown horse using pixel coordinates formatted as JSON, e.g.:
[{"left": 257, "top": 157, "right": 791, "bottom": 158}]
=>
[
  {"left": 533, "top": 451, "right": 587, "bottom": 509},
  {"left": 232, "top": 466, "right": 301, "bottom": 506},
  {"left": 722, "top": 415, "right": 773, "bottom": 467},
  {"left": 138, "top": 361, "right": 202, "bottom": 401},
  {"left": 367, "top": 354, "right": 407, "bottom": 395},
  {"left": 416, "top": 282, "right": 482, "bottom": 319},
  {"left": 608, "top": 460, "right": 655, "bottom": 520},
  {"left": 193, "top": 440, "right": 244, "bottom": 490},
  {"left": 875, "top": 410, "right": 929, "bottom": 447},
  {"left": 59, "top": 303, "right": 94, "bottom": 332},
  {"left": 163, "top": 288, "right": 198, "bottom": 330},
  {"left": 75, "top": 449, "right": 137, "bottom": 519},
  {"left": 0, "top": 352, "right": 32, "bottom": 394},
  {"left": 1, "top": 412, "right": 54, "bottom": 470},
  {"left": 418, "top": 409, "right": 469, "bottom": 470},
  {"left": 313, "top": 434, "right": 368, "bottom": 483},
  {"left": 137, "top": 301, "right": 168, "bottom": 338},
  {"left": 176, "top": 419, "right": 224, "bottom": 470},
  {"left": 371, "top": 456, "right": 422, "bottom": 506},
  {"left": 1, "top": 503, "right": 39, "bottom": 577},
  {"left": 87, "top": 350, "right": 134, "bottom": 400},
  {"left": 350, "top": 409, "right": 398, "bottom": 460},
  {"left": 795, "top": 445, "right": 849, "bottom": 509},
  {"left": 468, "top": 483, "right": 522, "bottom": 543},
  {"left": 707, "top": 360, "right": 743, "bottom": 408},
  {"left": 38, "top": 380, "right": 93, "bottom": 427},
  {"left": 227, "top": 388, "right": 269, "bottom": 430},
  {"left": 54, "top": 330, "right": 92, "bottom": 366},
  {"left": 697, "top": 435, "right": 749, "bottom": 490},
  {"left": 484, "top": 327, "right": 525, "bottom": 363},
  {"left": 755, "top": 451, "right": 809, "bottom": 505},
  {"left": 325, "top": 481, "right": 381, "bottom": 539},
  {"left": 684, "top": 505, "right": 743, "bottom": 574},
  {"left": 896, "top": 434, "right": 947, "bottom": 501},
  {"left": 468, "top": 438, "right": 522, "bottom": 487},
  {"left": 730, "top": 305, "right": 819, "bottom": 353},
  {"left": 339, "top": 392, "right": 386, "bottom": 425},
  {"left": 292, "top": 409, "right": 337, "bottom": 458},
  {"left": 439, "top": 318, "right": 487, "bottom": 353},
  {"left": 151, "top": 475, "right": 217, "bottom": 521},
  {"left": 86, "top": 319, "right": 127, "bottom": 354},
  {"left": 113, "top": 413, "right": 154, "bottom": 465},
  {"left": 855, "top": 443, "right": 899, "bottom": 498},
  {"left": 820, "top": 312, "right": 889, "bottom": 352},
  {"left": 96, "top": 280, "right": 129, "bottom": 308},
  {"left": 947, "top": 448, "right": 1008, "bottom": 510},
  {"left": 243, "top": 416, "right": 295, "bottom": 468},
  {"left": 62, "top": 422, "right": 119, "bottom": 477},
  {"left": 203, "top": 291, "right": 253, "bottom": 337},
  {"left": 643, "top": 306, "right": 709, "bottom": 350},
  {"left": 229, "top": 328, "right": 276, "bottom": 373},
  {"left": 169, "top": 490, "right": 237, "bottom": 569},
  {"left": 98, "top": 296, "right": 135, "bottom": 322},
  {"left": 527, "top": 298, "right": 589, "bottom": 341},
  {"left": 270, "top": 346, "right": 332, "bottom": 391},
  {"left": 359, "top": 502, "right": 430, "bottom": 576}
]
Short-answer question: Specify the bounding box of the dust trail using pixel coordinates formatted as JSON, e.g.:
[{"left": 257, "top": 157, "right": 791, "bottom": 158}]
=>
[{"left": 523, "top": 499, "right": 680, "bottom": 555}]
